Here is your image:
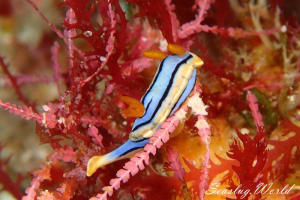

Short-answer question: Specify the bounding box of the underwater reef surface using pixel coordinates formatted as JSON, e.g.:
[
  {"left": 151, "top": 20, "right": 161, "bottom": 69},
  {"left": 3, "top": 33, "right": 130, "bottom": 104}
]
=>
[{"left": 0, "top": 0, "right": 299, "bottom": 199}]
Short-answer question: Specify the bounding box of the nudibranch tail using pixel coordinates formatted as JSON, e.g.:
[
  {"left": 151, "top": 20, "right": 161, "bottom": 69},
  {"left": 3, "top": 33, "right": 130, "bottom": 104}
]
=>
[
  {"left": 87, "top": 155, "right": 109, "bottom": 177},
  {"left": 87, "top": 139, "right": 149, "bottom": 176}
]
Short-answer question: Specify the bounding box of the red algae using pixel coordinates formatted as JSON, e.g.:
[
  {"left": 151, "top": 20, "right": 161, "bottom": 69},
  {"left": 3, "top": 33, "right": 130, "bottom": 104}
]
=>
[
  {"left": 0, "top": 0, "right": 12, "bottom": 17},
  {"left": 0, "top": 0, "right": 299, "bottom": 200}
]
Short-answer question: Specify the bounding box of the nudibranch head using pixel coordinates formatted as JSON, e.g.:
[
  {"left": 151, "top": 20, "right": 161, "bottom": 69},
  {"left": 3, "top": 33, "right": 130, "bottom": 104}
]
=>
[{"left": 189, "top": 52, "right": 204, "bottom": 68}]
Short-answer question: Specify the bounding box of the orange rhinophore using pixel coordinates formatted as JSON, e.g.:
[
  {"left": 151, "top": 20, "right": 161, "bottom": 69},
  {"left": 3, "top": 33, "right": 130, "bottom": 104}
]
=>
[
  {"left": 143, "top": 50, "right": 168, "bottom": 60},
  {"left": 167, "top": 44, "right": 186, "bottom": 55},
  {"left": 120, "top": 96, "right": 145, "bottom": 118}
]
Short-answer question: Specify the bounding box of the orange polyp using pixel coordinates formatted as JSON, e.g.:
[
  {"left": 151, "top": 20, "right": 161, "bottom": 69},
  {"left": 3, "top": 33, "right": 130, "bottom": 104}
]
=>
[
  {"left": 167, "top": 44, "right": 186, "bottom": 55},
  {"left": 120, "top": 96, "right": 145, "bottom": 118},
  {"left": 143, "top": 50, "right": 168, "bottom": 60}
]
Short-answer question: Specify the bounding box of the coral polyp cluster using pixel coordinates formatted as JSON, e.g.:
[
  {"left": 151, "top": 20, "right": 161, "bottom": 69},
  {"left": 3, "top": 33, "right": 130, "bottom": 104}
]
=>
[{"left": 0, "top": 0, "right": 299, "bottom": 200}]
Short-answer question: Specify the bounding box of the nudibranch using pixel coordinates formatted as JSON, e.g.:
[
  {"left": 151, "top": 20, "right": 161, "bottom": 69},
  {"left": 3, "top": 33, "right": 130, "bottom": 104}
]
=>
[{"left": 87, "top": 51, "right": 203, "bottom": 176}]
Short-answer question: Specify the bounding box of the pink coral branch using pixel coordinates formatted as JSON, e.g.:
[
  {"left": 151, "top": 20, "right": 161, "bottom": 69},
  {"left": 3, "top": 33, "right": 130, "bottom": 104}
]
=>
[
  {"left": 226, "top": 27, "right": 280, "bottom": 38},
  {"left": 187, "top": 86, "right": 211, "bottom": 200},
  {"left": 81, "top": 116, "right": 124, "bottom": 138},
  {"left": 80, "top": 2, "right": 116, "bottom": 87},
  {"left": 176, "top": 0, "right": 279, "bottom": 40},
  {"left": 194, "top": 0, "right": 214, "bottom": 24},
  {"left": 199, "top": 25, "right": 280, "bottom": 38},
  {"left": 246, "top": 91, "right": 264, "bottom": 130},
  {"left": 64, "top": 8, "right": 77, "bottom": 70},
  {"left": 0, "top": 99, "right": 42, "bottom": 123},
  {"left": 0, "top": 56, "right": 32, "bottom": 106},
  {"left": 51, "top": 146, "right": 76, "bottom": 163},
  {"left": 51, "top": 41, "right": 62, "bottom": 95},
  {"left": 178, "top": 0, "right": 215, "bottom": 39},
  {"left": 166, "top": 147, "right": 185, "bottom": 182},
  {"left": 179, "top": 23, "right": 280, "bottom": 40},
  {"left": 90, "top": 107, "right": 185, "bottom": 200},
  {"left": 0, "top": 75, "right": 58, "bottom": 86},
  {"left": 196, "top": 115, "right": 211, "bottom": 200},
  {"left": 22, "top": 176, "right": 41, "bottom": 200},
  {"left": 164, "top": 0, "right": 180, "bottom": 42},
  {"left": 88, "top": 125, "right": 104, "bottom": 148}
]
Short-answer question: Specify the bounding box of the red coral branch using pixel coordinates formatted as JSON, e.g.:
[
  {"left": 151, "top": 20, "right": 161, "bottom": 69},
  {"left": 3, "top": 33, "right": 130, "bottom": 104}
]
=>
[
  {"left": 0, "top": 99, "right": 42, "bottom": 123},
  {"left": 0, "top": 56, "right": 32, "bottom": 106},
  {"left": 227, "top": 91, "right": 267, "bottom": 200},
  {"left": 0, "top": 162, "right": 23, "bottom": 199},
  {"left": 79, "top": 2, "right": 116, "bottom": 87},
  {"left": 266, "top": 119, "right": 300, "bottom": 181},
  {"left": 22, "top": 165, "right": 51, "bottom": 200},
  {"left": 24, "top": 0, "right": 84, "bottom": 57},
  {"left": 126, "top": 0, "right": 178, "bottom": 43},
  {"left": 227, "top": 129, "right": 267, "bottom": 200}
]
